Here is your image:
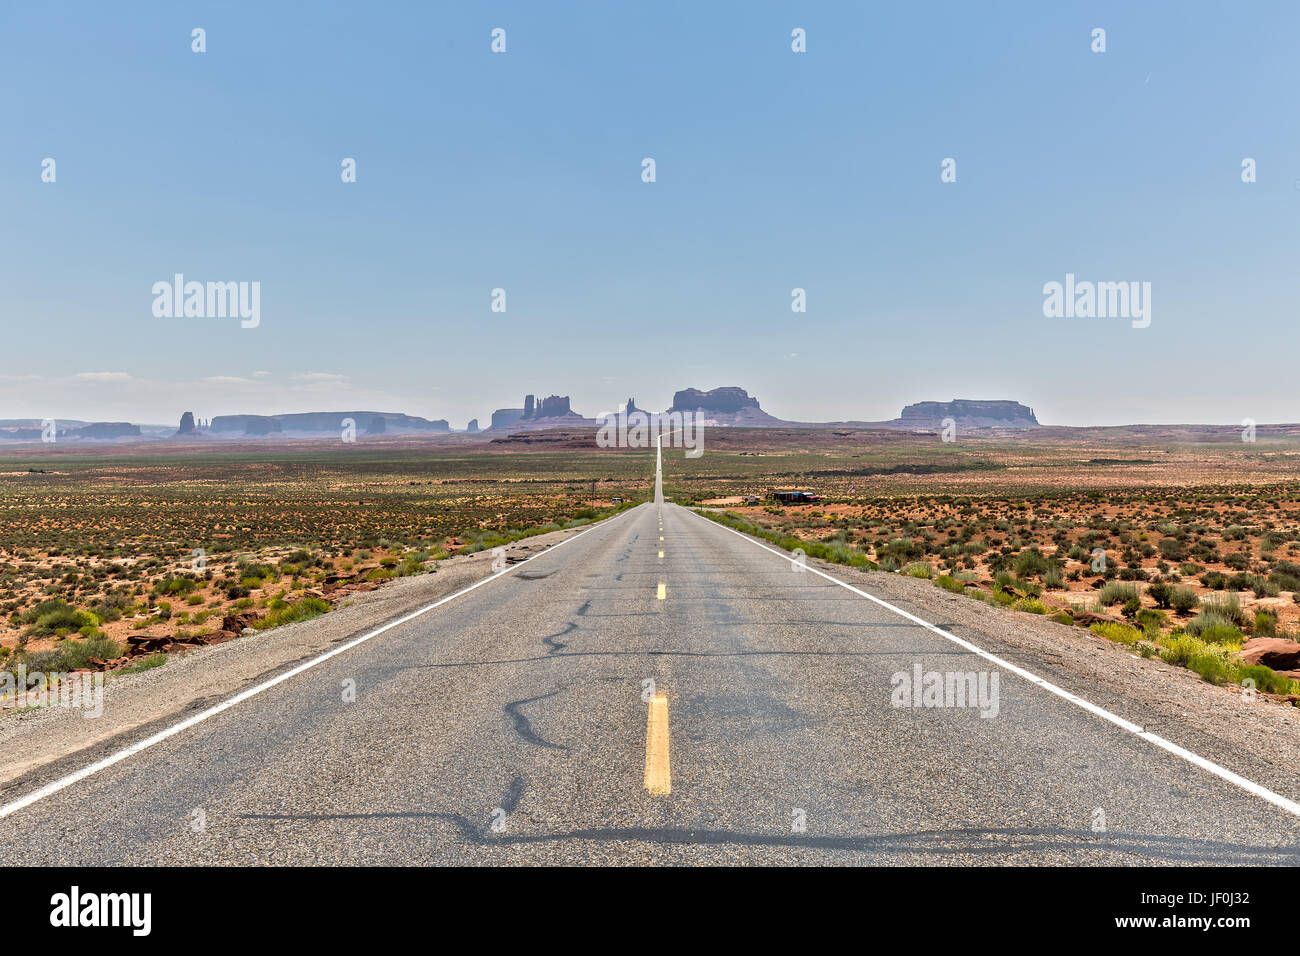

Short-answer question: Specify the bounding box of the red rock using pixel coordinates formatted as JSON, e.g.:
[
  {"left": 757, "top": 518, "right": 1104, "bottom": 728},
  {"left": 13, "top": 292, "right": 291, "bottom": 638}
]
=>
[
  {"left": 221, "top": 612, "right": 260, "bottom": 632},
  {"left": 1240, "top": 637, "right": 1300, "bottom": 671},
  {"left": 125, "top": 634, "right": 171, "bottom": 652},
  {"left": 197, "top": 630, "right": 237, "bottom": 645}
]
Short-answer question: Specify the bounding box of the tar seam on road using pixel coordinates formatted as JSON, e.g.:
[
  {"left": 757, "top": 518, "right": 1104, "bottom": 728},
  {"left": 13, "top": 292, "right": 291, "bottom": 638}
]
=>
[
  {"left": 690, "top": 506, "right": 1300, "bottom": 820},
  {"left": 0, "top": 506, "right": 638, "bottom": 821}
]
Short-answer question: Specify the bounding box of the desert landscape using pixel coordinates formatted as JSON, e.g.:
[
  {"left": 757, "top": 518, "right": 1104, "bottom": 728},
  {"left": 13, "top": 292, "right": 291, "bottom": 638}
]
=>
[
  {"left": 0, "top": 439, "right": 648, "bottom": 681},
  {"left": 3, "top": 421, "right": 1299, "bottom": 705}
]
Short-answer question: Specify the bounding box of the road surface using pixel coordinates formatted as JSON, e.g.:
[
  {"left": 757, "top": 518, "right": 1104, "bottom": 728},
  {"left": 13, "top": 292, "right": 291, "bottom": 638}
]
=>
[{"left": 1, "top": 448, "right": 1298, "bottom": 864}]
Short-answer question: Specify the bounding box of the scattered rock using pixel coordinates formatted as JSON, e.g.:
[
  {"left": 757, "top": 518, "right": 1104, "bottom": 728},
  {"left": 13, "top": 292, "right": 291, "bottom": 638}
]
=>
[
  {"left": 1241, "top": 637, "right": 1300, "bottom": 671},
  {"left": 125, "top": 634, "right": 171, "bottom": 652},
  {"left": 222, "top": 612, "right": 260, "bottom": 633}
]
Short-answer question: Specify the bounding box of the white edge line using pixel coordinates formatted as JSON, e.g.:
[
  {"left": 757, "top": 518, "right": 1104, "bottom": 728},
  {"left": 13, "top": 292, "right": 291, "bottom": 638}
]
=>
[
  {"left": 0, "top": 505, "right": 640, "bottom": 820},
  {"left": 689, "top": 506, "right": 1300, "bottom": 820}
]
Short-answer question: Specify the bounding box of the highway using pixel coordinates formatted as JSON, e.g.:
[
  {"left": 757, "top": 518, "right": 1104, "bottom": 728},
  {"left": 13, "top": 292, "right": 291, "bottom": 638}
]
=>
[{"left": 0, "top": 446, "right": 1298, "bottom": 865}]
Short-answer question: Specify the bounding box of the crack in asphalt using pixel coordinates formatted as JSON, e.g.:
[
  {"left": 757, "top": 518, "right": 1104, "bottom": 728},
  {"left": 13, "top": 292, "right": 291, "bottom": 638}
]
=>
[
  {"left": 542, "top": 622, "right": 577, "bottom": 655},
  {"left": 503, "top": 691, "right": 569, "bottom": 750},
  {"left": 422, "top": 647, "right": 978, "bottom": 669},
  {"left": 230, "top": 814, "right": 1300, "bottom": 863}
]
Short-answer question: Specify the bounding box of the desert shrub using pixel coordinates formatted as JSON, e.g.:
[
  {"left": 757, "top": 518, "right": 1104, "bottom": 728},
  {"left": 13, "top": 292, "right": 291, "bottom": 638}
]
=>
[
  {"left": 903, "top": 562, "right": 933, "bottom": 579},
  {"left": 1159, "top": 635, "right": 1240, "bottom": 685},
  {"left": 1147, "top": 582, "right": 1172, "bottom": 608},
  {"left": 253, "top": 596, "right": 331, "bottom": 631},
  {"left": 1098, "top": 581, "right": 1138, "bottom": 606},
  {"left": 1239, "top": 665, "right": 1299, "bottom": 695},
  {"left": 1157, "top": 538, "right": 1186, "bottom": 561},
  {"left": 934, "top": 575, "right": 965, "bottom": 594},
  {"left": 237, "top": 561, "right": 278, "bottom": 581},
  {"left": 23, "top": 601, "right": 98, "bottom": 637},
  {"left": 1200, "top": 571, "right": 1228, "bottom": 590},
  {"left": 1013, "top": 597, "right": 1048, "bottom": 614},
  {"left": 1196, "top": 624, "right": 1245, "bottom": 647},
  {"left": 1268, "top": 560, "right": 1300, "bottom": 592},
  {"left": 1012, "top": 549, "right": 1051, "bottom": 579},
  {"left": 56, "top": 635, "right": 124, "bottom": 669},
  {"left": 1199, "top": 592, "right": 1245, "bottom": 626},
  {"left": 875, "top": 537, "right": 925, "bottom": 564},
  {"left": 1135, "top": 608, "right": 1166, "bottom": 633},
  {"left": 1091, "top": 621, "right": 1141, "bottom": 645},
  {"left": 153, "top": 576, "right": 197, "bottom": 597},
  {"left": 88, "top": 593, "right": 131, "bottom": 622},
  {"left": 1168, "top": 585, "right": 1200, "bottom": 614},
  {"left": 115, "top": 652, "right": 167, "bottom": 674},
  {"left": 279, "top": 549, "right": 313, "bottom": 569},
  {"left": 1185, "top": 610, "right": 1234, "bottom": 636}
]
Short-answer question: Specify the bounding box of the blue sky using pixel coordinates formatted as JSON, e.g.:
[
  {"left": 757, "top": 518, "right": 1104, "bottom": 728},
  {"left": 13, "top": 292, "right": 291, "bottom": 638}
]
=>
[{"left": 2, "top": 1, "right": 1298, "bottom": 427}]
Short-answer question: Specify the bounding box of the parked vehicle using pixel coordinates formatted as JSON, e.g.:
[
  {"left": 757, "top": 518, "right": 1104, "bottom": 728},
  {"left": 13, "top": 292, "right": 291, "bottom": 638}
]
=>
[{"left": 772, "top": 490, "right": 821, "bottom": 505}]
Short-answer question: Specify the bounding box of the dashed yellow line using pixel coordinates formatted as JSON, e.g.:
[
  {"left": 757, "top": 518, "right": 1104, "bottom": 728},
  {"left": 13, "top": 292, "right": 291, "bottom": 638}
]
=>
[
  {"left": 644, "top": 693, "right": 671, "bottom": 795},
  {"left": 656, "top": 581, "right": 666, "bottom": 600},
  {"left": 658, "top": 550, "right": 664, "bottom": 559}
]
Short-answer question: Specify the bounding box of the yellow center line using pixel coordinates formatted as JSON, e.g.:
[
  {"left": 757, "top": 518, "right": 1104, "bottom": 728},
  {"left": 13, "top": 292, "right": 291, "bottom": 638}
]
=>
[
  {"left": 644, "top": 693, "right": 671, "bottom": 795},
  {"left": 658, "top": 550, "right": 664, "bottom": 559},
  {"left": 656, "top": 581, "right": 666, "bottom": 600}
]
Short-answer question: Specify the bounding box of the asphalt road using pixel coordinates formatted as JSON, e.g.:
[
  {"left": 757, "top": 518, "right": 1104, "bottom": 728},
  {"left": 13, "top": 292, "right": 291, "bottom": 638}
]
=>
[{"left": 1, "top": 449, "right": 1298, "bottom": 864}]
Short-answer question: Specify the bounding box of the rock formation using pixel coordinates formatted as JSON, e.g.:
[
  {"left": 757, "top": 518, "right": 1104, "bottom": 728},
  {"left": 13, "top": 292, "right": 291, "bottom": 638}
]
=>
[
  {"left": 896, "top": 400, "right": 1039, "bottom": 429},
  {"left": 490, "top": 407, "right": 525, "bottom": 429},
  {"left": 72, "top": 422, "right": 142, "bottom": 440},
  {"left": 208, "top": 412, "right": 448, "bottom": 436},
  {"left": 670, "top": 387, "right": 762, "bottom": 415},
  {"left": 535, "top": 395, "right": 572, "bottom": 418}
]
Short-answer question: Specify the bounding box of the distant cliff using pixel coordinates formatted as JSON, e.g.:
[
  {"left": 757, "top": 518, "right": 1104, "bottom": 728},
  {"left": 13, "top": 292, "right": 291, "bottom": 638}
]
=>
[
  {"left": 72, "top": 422, "right": 142, "bottom": 440},
  {"left": 209, "top": 412, "right": 449, "bottom": 436},
  {"left": 896, "top": 400, "right": 1039, "bottom": 429},
  {"left": 670, "top": 386, "right": 760, "bottom": 415},
  {"left": 668, "top": 386, "right": 783, "bottom": 426}
]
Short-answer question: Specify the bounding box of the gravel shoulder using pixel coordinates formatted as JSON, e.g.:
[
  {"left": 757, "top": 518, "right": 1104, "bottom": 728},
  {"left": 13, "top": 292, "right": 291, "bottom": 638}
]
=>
[{"left": 0, "top": 521, "right": 602, "bottom": 794}]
